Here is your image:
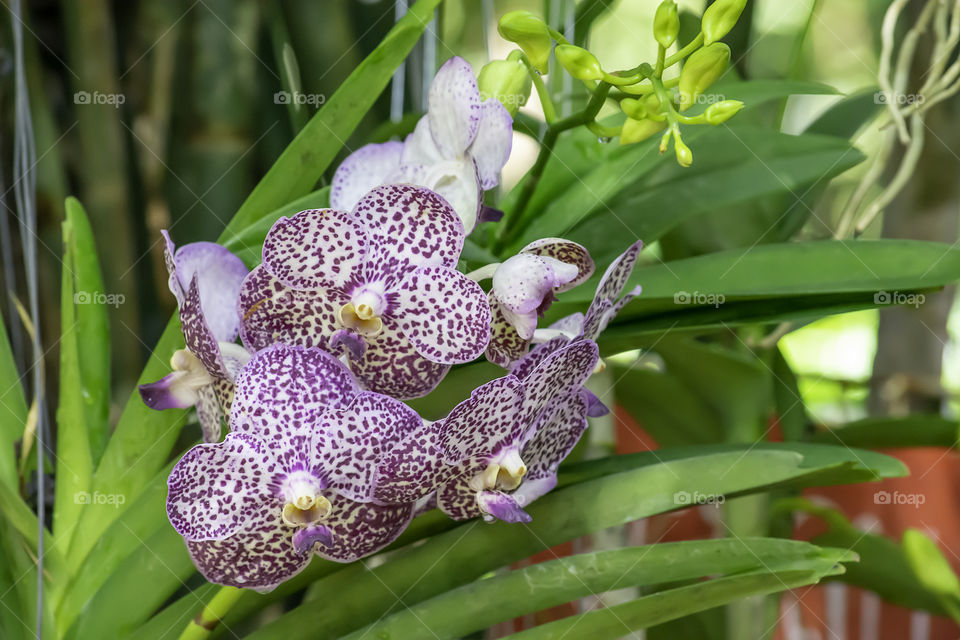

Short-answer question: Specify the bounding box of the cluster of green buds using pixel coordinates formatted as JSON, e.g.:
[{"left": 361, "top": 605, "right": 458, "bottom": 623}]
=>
[{"left": 493, "top": 0, "right": 749, "bottom": 167}]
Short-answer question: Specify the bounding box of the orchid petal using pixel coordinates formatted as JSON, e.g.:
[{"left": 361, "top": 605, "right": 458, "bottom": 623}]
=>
[
  {"left": 437, "top": 376, "right": 525, "bottom": 465},
  {"left": 292, "top": 525, "right": 334, "bottom": 554},
  {"left": 469, "top": 99, "right": 513, "bottom": 189},
  {"left": 313, "top": 498, "right": 414, "bottom": 563},
  {"left": 262, "top": 209, "right": 368, "bottom": 291},
  {"left": 139, "top": 371, "right": 201, "bottom": 410},
  {"left": 477, "top": 490, "right": 532, "bottom": 523},
  {"left": 485, "top": 296, "right": 532, "bottom": 369},
  {"left": 593, "top": 240, "right": 643, "bottom": 308},
  {"left": 520, "top": 238, "right": 595, "bottom": 293},
  {"left": 349, "top": 318, "right": 450, "bottom": 399},
  {"left": 509, "top": 335, "right": 571, "bottom": 381},
  {"left": 185, "top": 514, "right": 310, "bottom": 593},
  {"left": 167, "top": 434, "right": 276, "bottom": 541},
  {"left": 523, "top": 392, "right": 588, "bottom": 491},
  {"left": 330, "top": 141, "right": 404, "bottom": 211},
  {"left": 374, "top": 421, "right": 447, "bottom": 505},
  {"left": 238, "top": 265, "right": 342, "bottom": 352},
  {"left": 196, "top": 385, "right": 226, "bottom": 443},
  {"left": 581, "top": 387, "right": 610, "bottom": 417},
  {"left": 492, "top": 254, "right": 579, "bottom": 316},
  {"left": 518, "top": 340, "right": 599, "bottom": 426},
  {"left": 317, "top": 392, "right": 423, "bottom": 503},
  {"left": 401, "top": 116, "right": 444, "bottom": 167},
  {"left": 428, "top": 56, "right": 481, "bottom": 158},
  {"left": 181, "top": 275, "right": 228, "bottom": 378},
  {"left": 230, "top": 345, "right": 359, "bottom": 438},
  {"left": 395, "top": 265, "right": 491, "bottom": 364},
  {"left": 329, "top": 328, "right": 367, "bottom": 360},
  {"left": 352, "top": 184, "right": 465, "bottom": 286},
  {"left": 436, "top": 471, "right": 483, "bottom": 521},
  {"left": 421, "top": 159, "right": 482, "bottom": 234}
]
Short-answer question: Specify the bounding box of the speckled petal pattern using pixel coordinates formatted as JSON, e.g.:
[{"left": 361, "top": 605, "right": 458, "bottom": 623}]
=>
[
  {"left": 485, "top": 296, "right": 531, "bottom": 368},
  {"left": 181, "top": 276, "right": 227, "bottom": 378},
  {"left": 520, "top": 238, "right": 595, "bottom": 293},
  {"left": 313, "top": 497, "right": 414, "bottom": 563},
  {"left": 185, "top": 513, "right": 309, "bottom": 593},
  {"left": 374, "top": 421, "right": 447, "bottom": 505},
  {"left": 330, "top": 141, "right": 404, "bottom": 211},
  {"left": 492, "top": 254, "right": 579, "bottom": 316},
  {"left": 469, "top": 98, "right": 513, "bottom": 189},
  {"left": 238, "top": 265, "right": 342, "bottom": 352},
  {"left": 317, "top": 392, "right": 423, "bottom": 503},
  {"left": 230, "top": 345, "right": 359, "bottom": 437},
  {"left": 352, "top": 184, "right": 465, "bottom": 287},
  {"left": 395, "top": 266, "right": 490, "bottom": 364},
  {"left": 428, "top": 56, "right": 481, "bottom": 158},
  {"left": 593, "top": 240, "right": 643, "bottom": 308},
  {"left": 518, "top": 340, "right": 599, "bottom": 427},
  {"left": 167, "top": 434, "right": 276, "bottom": 541},
  {"left": 262, "top": 209, "right": 368, "bottom": 291},
  {"left": 350, "top": 318, "right": 451, "bottom": 399},
  {"left": 437, "top": 376, "right": 524, "bottom": 464},
  {"left": 436, "top": 469, "right": 483, "bottom": 521},
  {"left": 522, "top": 392, "right": 588, "bottom": 495},
  {"left": 195, "top": 384, "right": 226, "bottom": 443}
]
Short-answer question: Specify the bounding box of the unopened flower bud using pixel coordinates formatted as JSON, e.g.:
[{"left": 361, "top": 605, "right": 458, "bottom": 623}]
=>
[
  {"left": 704, "top": 99, "right": 744, "bottom": 124},
  {"left": 478, "top": 57, "right": 532, "bottom": 116},
  {"left": 678, "top": 42, "right": 730, "bottom": 111},
  {"left": 674, "top": 137, "right": 693, "bottom": 167},
  {"left": 620, "top": 98, "right": 647, "bottom": 120},
  {"left": 654, "top": 0, "right": 680, "bottom": 49},
  {"left": 555, "top": 45, "right": 604, "bottom": 81},
  {"left": 498, "top": 11, "right": 552, "bottom": 73},
  {"left": 701, "top": 0, "right": 748, "bottom": 45},
  {"left": 620, "top": 118, "right": 665, "bottom": 145}
]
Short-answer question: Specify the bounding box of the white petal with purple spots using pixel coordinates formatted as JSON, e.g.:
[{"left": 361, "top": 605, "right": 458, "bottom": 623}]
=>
[
  {"left": 331, "top": 141, "right": 404, "bottom": 211},
  {"left": 428, "top": 56, "right": 481, "bottom": 158}
]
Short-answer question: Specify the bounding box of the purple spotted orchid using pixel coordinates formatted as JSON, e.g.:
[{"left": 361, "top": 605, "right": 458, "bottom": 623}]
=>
[
  {"left": 480, "top": 238, "right": 595, "bottom": 368},
  {"left": 239, "top": 184, "right": 491, "bottom": 400},
  {"left": 167, "top": 344, "right": 423, "bottom": 591},
  {"left": 374, "top": 340, "right": 599, "bottom": 524},
  {"left": 331, "top": 56, "right": 513, "bottom": 234},
  {"left": 139, "top": 232, "right": 250, "bottom": 442}
]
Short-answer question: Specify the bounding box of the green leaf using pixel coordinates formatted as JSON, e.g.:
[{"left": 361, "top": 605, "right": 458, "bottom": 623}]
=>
[
  {"left": 806, "top": 87, "right": 883, "bottom": 138},
  {"left": 709, "top": 79, "right": 839, "bottom": 105},
  {"left": 342, "top": 539, "right": 855, "bottom": 640},
  {"left": 505, "top": 565, "right": 846, "bottom": 639},
  {"left": 552, "top": 240, "right": 960, "bottom": 351},
  {"left": 243, "top": 444, "right": 900, "bottom": 640},
  {"left": 223, "top": 0, "right": 443, "bottom": 236},
  {"left": 0, "top": 311, "right": 26, "bottom": 490},
  {"left": 507, "top": 127, "right": 863, "bottom": 261},
  {"left": 54, "top": 197, "right": 110, "bottom": 555},
  {"left": 903, "top": 529, "right": 960, "bottom": 613},
  {"left": 811, "top": 415, "right": 958, "bottom": 449}
]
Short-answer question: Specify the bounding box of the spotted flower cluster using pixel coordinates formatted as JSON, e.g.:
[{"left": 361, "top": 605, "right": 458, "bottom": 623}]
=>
[{"left": 141, "top": 58, "right": 644, "bottom": 592}]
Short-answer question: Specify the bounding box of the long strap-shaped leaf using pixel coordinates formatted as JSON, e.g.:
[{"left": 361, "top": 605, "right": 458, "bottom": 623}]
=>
[
  {"left": 341, "top": 539, "right": 855, "bottom": 640},
  {"left": 66, "top": 0, "right": 444, "bottom": 572}
]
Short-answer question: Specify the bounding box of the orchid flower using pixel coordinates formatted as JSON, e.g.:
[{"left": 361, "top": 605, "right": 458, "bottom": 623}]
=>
[
  {"left": 239, "top": 184, "right": 491, "bottom": 399},
  {"left": 139, "top": 232, "right": 250, "bottom": 442},
  {"left": 167, "top": 344, "right": 423, "bottom": 591},
  {"left": 331, "top": 56, "right": 513, "bottom": 234},
  {"left": 481, "top": 238, "right": 595, "bottom": 368},
  {"left": 375, "top": 340, "right": 599, "bottom": 524}
]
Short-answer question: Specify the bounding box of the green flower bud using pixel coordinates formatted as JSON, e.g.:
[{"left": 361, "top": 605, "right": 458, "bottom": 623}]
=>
[
  {"left": 704, "top": 99, "right": 744, "bottom": 124},
  {"left": 478, "top": 58, "right": 532, "bottom": 116},
  {"left": 674, "top": 137, "right": 693, "bottom": 167},
  {"left": 498, "top": 11, "right": 552, "bottom": 73},
  {"left": 620, "top": 118, "right": 665, "bottom": 145},
  {"left": 701, "top": 0, "right": 748, "bottom": 45},
  {"left": 620, "top": 98, "right": 647, "bottom": 120},
  {"left": 555, "top": 45, "right": 604, "bottom": 81},
  {"left": 678, "top": 42, "right": 730, "bottom": 111},
  {"left": 654, "top": 0, "right": 680, "bottom": 49}
]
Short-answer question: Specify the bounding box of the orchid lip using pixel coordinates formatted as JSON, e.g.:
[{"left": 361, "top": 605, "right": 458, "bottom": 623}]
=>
[{"left": 169, "top": 348, "right": 214, "bottom": 387}]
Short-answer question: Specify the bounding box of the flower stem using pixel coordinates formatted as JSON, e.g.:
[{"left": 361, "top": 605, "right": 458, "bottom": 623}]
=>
[
  {"left": 494, "top": 82, "right": 611, "bottom": 252},
  {"left": 177, "top": 586, "right": 244, "bottom": 640},
  {"left": 664, "top": 33, "right": 704, "bottom": 68}
]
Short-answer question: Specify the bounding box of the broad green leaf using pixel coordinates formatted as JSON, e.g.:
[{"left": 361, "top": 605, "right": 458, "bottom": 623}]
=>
[
  {"left": 551, "top": 240, "right": 960, "bottom": 351},
  {"left": 342, "top": 539, "right": 854, "bottom": 640},
  {"left": 506, "top": 566, "right": 846, "bottom": 639},
  {"left": 507, "top": 127, "right": 863, "bottom": 262},
  {"left": 243, "top": 444, "right": 899, "bottom": 640},
  {"left": 812, "top": 415, "right": 958, "bottom": 449},
  {"left": 224, "top": 0, "right": 443, "bottom": 236},
  {"left": 709, "top": 79, "right": 839, "bottom": 105},
  {"left": 54, "top": 197, "right": 109, "bottom": 555},
  {"left": 0, "top": 311, "right": 26, "bottom": 490},
  {"left": 771, "top": 346, "right": 811, "bottom": 441},
  {"left": 903, "top": 529, "right": 960, "bottom": 622},
  {"left": 806, "top": 87, "right": 883, "bottom": 138}
]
